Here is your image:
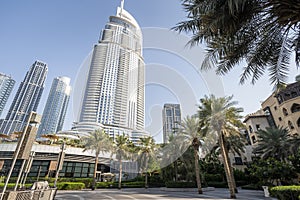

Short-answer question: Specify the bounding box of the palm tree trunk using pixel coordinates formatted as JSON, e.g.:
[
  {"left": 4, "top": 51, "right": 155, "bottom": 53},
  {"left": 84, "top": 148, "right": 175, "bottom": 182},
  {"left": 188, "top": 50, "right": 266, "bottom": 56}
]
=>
[
  {"left": 220, "top": 133, "right": 236, "bottom": 199},
  {"left": 92, "top": 152, "right": 99, "bottom": 190},
  {"left": 194, "top": 147, "right": 203, "bottom": 194},
  {"left": 118, "top": 158, "right": 122, "bottom": 189},
  {"left": 226, "top": 153, "right": 238, "bottom": 193},
  {"left": 145, "top": 156, "right": 149, "bottom": 189}
]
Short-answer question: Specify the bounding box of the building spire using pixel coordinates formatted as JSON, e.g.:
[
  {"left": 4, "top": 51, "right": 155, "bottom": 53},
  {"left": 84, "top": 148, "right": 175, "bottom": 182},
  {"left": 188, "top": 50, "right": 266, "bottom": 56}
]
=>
[{"left": 119, "top": 0, "right": 125, "bottom": 17}]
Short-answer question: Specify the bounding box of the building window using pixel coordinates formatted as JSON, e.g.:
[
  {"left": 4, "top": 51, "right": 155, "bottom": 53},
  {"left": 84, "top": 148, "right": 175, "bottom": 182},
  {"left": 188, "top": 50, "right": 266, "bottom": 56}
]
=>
[
  {"left": 234, "top": 157, "right": 243, "bottom": 165},
  {"left": 249, "top": 125, "right": 253, "bottom": 133},
  {"left": 274, "top": 106, "right": 277, "bottom": 110},
  {"left": 251, "top": 135, "right": 257, "bottom": 144},
  {"left": 297, "top": 118, "right": 300, "bottom": 128},
  {"left": 278, "top": 117, "right": 282, "bottom": 121},
  {"left": 291, "top": 103, "right": 300, "bottom": 113},
  {"left": 288, "top": 121, "right": 295, "bottom": 130},
  {"left": 256, "top": 124, "right": 261, "bottom": 131},
  {"left": 283, "top": 108, "right": 288, "bottom": 116}
]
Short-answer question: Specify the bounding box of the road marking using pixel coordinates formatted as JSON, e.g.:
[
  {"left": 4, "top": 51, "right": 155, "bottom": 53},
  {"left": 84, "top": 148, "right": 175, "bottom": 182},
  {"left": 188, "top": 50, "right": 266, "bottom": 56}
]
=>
[
  {"left": 101, "top": 194, "right": 117, "bottom": 200},
  {"left": 117, "top": 194, "right": 138, "bottom": 199},
  {"left": 55, "top": 194, "right": 85, "bottom": 200}
]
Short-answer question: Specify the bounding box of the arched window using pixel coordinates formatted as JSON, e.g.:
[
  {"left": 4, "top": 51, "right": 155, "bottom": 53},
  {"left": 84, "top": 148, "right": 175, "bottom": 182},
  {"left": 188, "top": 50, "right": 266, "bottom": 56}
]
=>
[
  {"left": 251, "top": 136, "right": 257, "bottom": 144},
  {"left": 249, "top": 125, "right": 253, "bottom": 133},
  {"left": 283, "top": 108, "right": 288, "bottom": 116},
  {"left": 288, "top": 121, "right": 294, "bottom": 130},
  {"left": 291, "top": 103, "right": 300, "bottom": 113},
  {"left": 297, "top": 118, "right": 300, "bottom": 128}
]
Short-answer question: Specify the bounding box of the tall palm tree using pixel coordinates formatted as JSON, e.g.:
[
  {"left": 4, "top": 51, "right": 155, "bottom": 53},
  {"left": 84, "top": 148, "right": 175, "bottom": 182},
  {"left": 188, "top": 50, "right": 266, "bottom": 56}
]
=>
[
  {"left": 114, "top": 134, "right": 131, "bottom": 189},
  {"left": 178, "top": 116, "right": 204, "bottom": 194},
  {"left": 253, "top": 127, "right": 296, "bottom": 161},
  {"left": 82, "top": 129, "right": 112, "bottom": 190},
  {"left": 174, "top": 0, "right": 300, "bottom": 87},
  {"left": 198, "top": 95, "right": 244, "bottom": 199},
  {"left": 138, "top": 136, "right": 157, "bottom": 188}
]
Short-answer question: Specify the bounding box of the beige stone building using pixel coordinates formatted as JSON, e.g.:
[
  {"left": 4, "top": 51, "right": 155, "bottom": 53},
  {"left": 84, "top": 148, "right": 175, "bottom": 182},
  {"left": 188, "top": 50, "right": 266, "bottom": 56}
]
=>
[
  {"left": 239, "top": 77, "right": 300, "bottom": 167},
  {"left": 261, "top": 81, "right": 300, "bottom": 135},
  {"left": 243, "top": 110, "right": 270, "bottom": 145}
]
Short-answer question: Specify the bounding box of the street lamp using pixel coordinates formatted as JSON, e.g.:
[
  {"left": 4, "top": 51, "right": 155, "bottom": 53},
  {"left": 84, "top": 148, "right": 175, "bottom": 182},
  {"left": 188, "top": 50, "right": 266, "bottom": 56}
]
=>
[
  {"left": 0, "top": 112, "right": 41, "bottom": 200},
  {"left": 54, "top": 142, "right": 66, "bottom": 188}
]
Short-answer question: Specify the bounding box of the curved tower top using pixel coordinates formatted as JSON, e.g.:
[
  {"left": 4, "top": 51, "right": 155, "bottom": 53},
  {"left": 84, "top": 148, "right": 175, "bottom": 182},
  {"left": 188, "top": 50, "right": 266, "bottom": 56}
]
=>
[{"left": 77, "top": 3, "right": 145, "bottom": 138}]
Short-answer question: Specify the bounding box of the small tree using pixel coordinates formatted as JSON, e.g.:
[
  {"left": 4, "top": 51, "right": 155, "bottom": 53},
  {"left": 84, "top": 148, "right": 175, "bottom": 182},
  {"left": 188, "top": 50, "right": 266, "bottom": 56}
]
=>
[
  {"left": 82, "top": 129, "right": 112, "bottom": 190},
  {"left": 114, "top": 134, "right": 131, "bottom": 189},
  {"left": 179, "top": 116, "right": 204, "bottom": 194},
  {"left": 138, "top": 136, "right": 157, "bottom": 188}
]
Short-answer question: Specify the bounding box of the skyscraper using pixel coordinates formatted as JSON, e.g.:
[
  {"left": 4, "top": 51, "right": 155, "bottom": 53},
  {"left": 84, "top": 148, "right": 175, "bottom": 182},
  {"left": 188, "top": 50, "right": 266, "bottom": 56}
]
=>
[
  {"left": 0, "top": 73, "right": 15, "bottom": 117},
  {"left": 162, "top": 104, "right": 181, "bottom": 143},
  {"left": 0, "top": 61, "right": 47, "bottom": 135},
  {"left": 37, "top": 76, "right": 71, "bottom": 137},
  {"left": 74, "top": 2, "right": 145, "bottom": 138}
]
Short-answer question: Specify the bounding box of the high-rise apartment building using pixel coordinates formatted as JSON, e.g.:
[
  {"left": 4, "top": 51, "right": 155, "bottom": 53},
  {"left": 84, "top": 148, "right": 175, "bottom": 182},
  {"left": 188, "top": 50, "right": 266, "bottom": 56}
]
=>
[
  {"left": 37, "top": 76, "right": 71, "bottom": 137},
  {"left": 162, "top": 104, "right": 181, "bottom": 143},
  {"left": 0, "top": 61, "right": 47, "bottom": 135},
  {"left": 74, "top": 3, "right": 145, "bottom": 139},
  {"left": 0, "top": 73, "right": 15, "bottom": 117}
]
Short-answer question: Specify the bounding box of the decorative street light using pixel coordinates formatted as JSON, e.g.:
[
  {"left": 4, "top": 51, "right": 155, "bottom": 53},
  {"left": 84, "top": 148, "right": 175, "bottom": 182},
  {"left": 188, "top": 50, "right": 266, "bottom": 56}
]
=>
[
  {"left": 54, "top": 142, "right": 66, "bottom": 188},
  {"left": 0, "top": 112, "right": 41, "bottom": 200}
]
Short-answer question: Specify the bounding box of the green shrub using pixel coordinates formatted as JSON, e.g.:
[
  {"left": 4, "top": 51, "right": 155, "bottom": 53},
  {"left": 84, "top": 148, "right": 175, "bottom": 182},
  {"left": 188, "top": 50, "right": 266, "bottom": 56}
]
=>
[
  {"left": 0, "top": 183, "right": 32, "bottom": 189},
  {"left": 204, "top": 174, "right": 223, "bottom": 182},
  {"left": 270, "top": 185, "right": 300, "bottom": 200},
  {"left": 207, "top": 181, "right": 228, "bottom": 188},
  {"left": 121, "top": 181, "right": 144, "bottom": 188},
  {"left": 149, "top": 182, "right": 165, "bottom": 187},
  {"left": 236, "top": 180, "right": 248, "bottom": 187},
  {"left": 96, "top": 182, "right": 114, "bottom": 188},
  {"left": 241, "top": 184, "right": 262, "bottom": 190},
  {"left": 165, "top": 181, "right": 196, "bottom": 188},
  {"left": 57, "top": 178, "right": 93, "bottom": 188},
  {"left": 49, "top": 182, "right": 85, "bottom": 190}
]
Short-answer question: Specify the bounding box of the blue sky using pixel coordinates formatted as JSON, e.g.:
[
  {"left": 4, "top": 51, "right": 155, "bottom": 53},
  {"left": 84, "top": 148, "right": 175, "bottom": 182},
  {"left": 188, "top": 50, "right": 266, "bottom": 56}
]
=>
[{"left": 0, "top": 0, "right": 299, "bottom": 142}]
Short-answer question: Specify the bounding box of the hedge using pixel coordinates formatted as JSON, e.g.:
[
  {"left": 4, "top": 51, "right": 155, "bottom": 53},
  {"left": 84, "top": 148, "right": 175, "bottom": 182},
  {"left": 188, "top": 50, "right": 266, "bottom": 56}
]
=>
[
  {"left": 165, "top": 181, "right": 196, "bottom": 188},
  {"left": 96, "top": 182, "right": 114, "bottom": 188},
  {"left": 0, "top": 183, "right": 32, "bottom": 189},
  {"left": 49, "top": 182, "right": 85, "bottom": 190},
  {"left": 57, "top": 178, "right": 93, "bottom": 188},
  {"left": 207, "top": 181, "right": 228, "bottom": 188},
  {"left": 204, "top": 174, "right": 223, "bottom": 182},
  {"left": 270, "top": 185, "right": 300, "bottom": 200}
]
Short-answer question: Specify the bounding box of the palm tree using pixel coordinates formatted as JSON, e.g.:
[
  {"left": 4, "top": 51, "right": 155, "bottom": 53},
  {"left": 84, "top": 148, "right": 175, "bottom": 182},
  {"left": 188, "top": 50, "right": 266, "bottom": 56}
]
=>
[
  {"left": 114, "top": 134, "right": 131, "bottom": 189},
  {"left": 174, "top": 0, "right": 300, "bottom": 87},
  {"left": 82, "top": 129, "right": 112, "bottom": 190},
  {"left": 198, "top": 95, "right": 244, "bottom": 199},
  {"left": 253, "top": 127, "right": 295, "bottom": 161},
  {"left": 178, "top": 116, "right": 204, "bottom": 194},
  {"left": 138, "top": 136, "right": 157, "bottom": 188}
]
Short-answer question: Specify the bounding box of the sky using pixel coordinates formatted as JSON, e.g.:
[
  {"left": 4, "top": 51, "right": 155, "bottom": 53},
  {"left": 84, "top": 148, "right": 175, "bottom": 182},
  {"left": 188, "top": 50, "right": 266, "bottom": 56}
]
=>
[{"left": 0, "top": 0, "right": 299, "bottom": 143}]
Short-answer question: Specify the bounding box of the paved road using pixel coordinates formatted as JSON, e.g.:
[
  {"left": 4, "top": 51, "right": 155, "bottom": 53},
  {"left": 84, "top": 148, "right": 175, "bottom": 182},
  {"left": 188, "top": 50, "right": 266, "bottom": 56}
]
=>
[{"left": 55, "top": 188, "right": 277, "bottom": 200}]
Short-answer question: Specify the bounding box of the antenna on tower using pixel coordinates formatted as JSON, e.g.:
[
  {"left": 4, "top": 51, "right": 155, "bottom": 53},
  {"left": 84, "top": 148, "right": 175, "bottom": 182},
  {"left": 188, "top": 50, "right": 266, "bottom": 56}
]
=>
[{"left": 120, "top": 0, "right": 125, "bottom": 16}]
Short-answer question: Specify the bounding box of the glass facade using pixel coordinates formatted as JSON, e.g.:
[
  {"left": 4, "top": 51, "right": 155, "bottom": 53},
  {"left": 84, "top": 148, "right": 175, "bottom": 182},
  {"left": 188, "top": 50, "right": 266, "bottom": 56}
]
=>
[{"left": 0, "top": 61, "right": 48, "bottom": 135}]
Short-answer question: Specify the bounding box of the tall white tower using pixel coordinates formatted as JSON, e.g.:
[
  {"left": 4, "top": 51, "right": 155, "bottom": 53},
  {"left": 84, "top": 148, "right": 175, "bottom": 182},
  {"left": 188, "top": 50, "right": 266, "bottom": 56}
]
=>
[
  {"left": 37, "top": 76, "right": 71, "bottom": 137},
  {"left": 75, "top": 3, "right": 145, "bottom": 138},
  {"left": 0, "top": 61, "right": 48, "bottom": 135}
]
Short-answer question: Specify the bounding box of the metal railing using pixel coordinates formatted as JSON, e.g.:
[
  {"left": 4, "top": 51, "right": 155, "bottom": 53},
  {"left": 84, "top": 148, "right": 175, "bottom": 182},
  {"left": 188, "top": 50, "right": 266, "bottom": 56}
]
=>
[{"left": 0, "top": 188, "right": 57, "bottom": 200}]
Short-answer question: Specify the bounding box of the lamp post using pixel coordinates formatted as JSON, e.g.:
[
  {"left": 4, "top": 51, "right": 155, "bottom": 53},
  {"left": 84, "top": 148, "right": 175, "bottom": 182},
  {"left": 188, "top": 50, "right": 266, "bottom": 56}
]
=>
[
  {"left": 54, "top": 142, "right": 66, "bottom": 188},
  {"left": 20, "top": 151, "right": 35, "bottom": 188},
  {"left": 0, "top": 112, "right": 40, "bottom": 200}
]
